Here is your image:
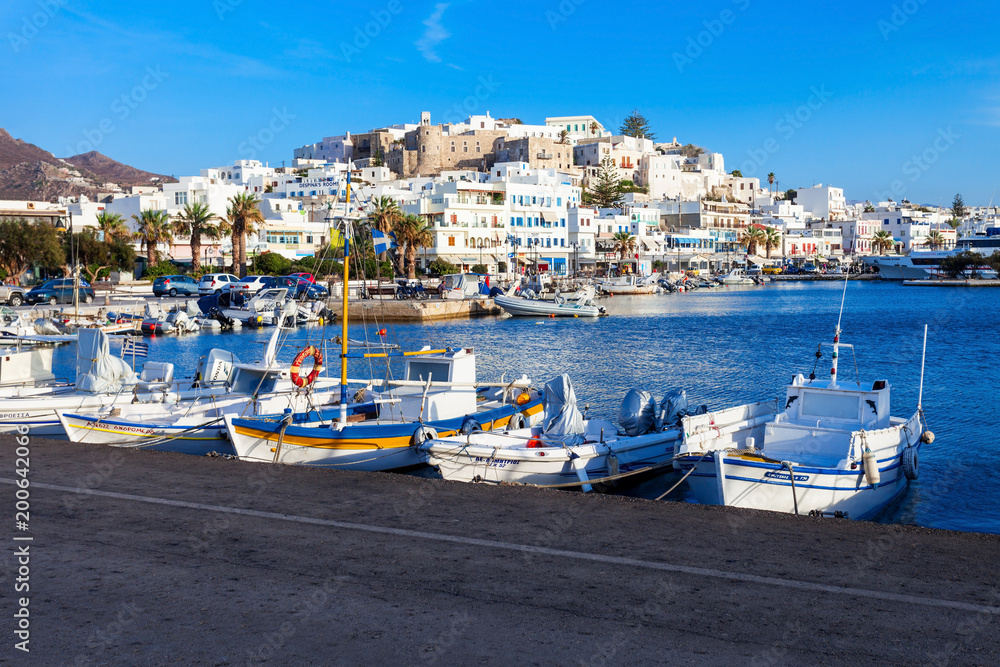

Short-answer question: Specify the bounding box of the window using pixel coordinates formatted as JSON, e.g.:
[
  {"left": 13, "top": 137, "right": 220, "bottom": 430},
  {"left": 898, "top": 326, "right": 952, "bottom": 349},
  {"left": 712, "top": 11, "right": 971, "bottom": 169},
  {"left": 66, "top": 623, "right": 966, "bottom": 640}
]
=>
[
  {"left": 557, "top": 197, "right": 562, "bottom": 206},
  {"left": 174, "top": 191, "right": 188, "bottom": 206},
  {"left": 448, "top": 236, "right": 455, "bottom": 246}
]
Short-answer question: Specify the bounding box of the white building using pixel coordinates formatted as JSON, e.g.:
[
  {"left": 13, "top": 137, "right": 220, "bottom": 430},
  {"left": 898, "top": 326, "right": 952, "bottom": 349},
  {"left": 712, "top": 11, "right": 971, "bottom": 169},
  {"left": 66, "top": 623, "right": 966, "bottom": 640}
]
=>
[
  {"left": 544, "top": 115, "right": 608, "bottom": 140},
  {"left": 795, "top": 184, "right": 847, "bottom": 221}
]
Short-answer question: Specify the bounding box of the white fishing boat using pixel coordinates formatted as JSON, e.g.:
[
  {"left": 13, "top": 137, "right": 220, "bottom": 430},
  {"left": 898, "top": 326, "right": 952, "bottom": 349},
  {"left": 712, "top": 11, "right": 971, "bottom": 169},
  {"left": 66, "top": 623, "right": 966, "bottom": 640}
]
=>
[
  {"left": 423, "top": 377, "right": 685, "bottom": 491},
  {"left": 223, "top": 199, "right": 545, "bottom": 471},
  {"left": 440, "top": 273, "right": 486, "bottom": 300},
  {"left": 673, "top": 289, "right": 930, "bottom": 519},
  {"left": 598, "top": 275, "right": 656, "bottom": 295},
  {"left": 719, "top": 268, "right": 757, "bottom": 285},
  {"left": 494, "top": 285, "right": 606, "bottom": 318}
]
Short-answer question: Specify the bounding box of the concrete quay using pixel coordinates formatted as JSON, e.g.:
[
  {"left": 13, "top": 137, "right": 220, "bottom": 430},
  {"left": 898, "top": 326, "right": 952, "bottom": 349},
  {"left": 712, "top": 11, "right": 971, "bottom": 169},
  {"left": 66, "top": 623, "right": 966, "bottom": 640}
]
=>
[
  {"left": 324, "top": 297, "right": 500, "bottom": 322},
  {"left": 772, "top": 274, "right": 880, "bottom": 281},
  {"left": 903, "top": 279, "right": 1000, "bottom": 287},
  {"left": 2, "top": 435, "right": 998, "bottom": 665}
]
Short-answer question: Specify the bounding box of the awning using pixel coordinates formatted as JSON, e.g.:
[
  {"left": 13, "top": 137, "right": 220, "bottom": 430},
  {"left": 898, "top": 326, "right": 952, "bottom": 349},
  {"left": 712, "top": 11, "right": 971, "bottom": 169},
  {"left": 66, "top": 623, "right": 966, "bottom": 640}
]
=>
[
  {"left": 461, "top": 257, "right": 479, "bottom": 263},
  {"left": 540, "top": 212, "right": 558, "bottom": 223},
  {"left": 746, "top": 255, "right": 775, "bottom": 266},
  {"left": 437, "top": 255, "right": 465, "bottom": 265}
]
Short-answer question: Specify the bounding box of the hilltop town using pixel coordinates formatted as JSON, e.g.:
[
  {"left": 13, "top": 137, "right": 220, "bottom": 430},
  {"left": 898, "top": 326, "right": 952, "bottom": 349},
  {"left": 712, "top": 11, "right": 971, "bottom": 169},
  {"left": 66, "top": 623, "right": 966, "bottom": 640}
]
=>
[{"left": 0, "top": 111, "right": 990, "bottom": 278}]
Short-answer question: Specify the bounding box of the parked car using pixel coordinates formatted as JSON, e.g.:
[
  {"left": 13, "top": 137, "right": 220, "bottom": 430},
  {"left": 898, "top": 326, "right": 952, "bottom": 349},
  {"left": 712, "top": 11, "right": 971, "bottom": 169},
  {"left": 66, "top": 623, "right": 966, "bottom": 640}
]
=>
[
  {"left": 198, "top": 273, "right": 239, "bottom": 295},
  {"left": 230, "top": 275, "right": 273, "bottom": 294},
  {"left": 801, "top": 263, "right": 819, "bottom": 274},
  {"left": 762, "top": 266, "right": 783, "bottom": 275},
  {"left": 25, "top": 278, "right": 95, "bottom": 305},
  {"left": 153, "top": 275, "right": 199, "bottom": 297},
  {"left": 290, "top": 272, "right": 316, "bottom": 284},
  {"left": 0, "top": 284, "right": 26, "bottom": 307},
  {"left": 783, "top": 265, "right": 800, "bottom": 275},
  {"left": 274, "top": 276, "right": 329, "bottom": 300}
]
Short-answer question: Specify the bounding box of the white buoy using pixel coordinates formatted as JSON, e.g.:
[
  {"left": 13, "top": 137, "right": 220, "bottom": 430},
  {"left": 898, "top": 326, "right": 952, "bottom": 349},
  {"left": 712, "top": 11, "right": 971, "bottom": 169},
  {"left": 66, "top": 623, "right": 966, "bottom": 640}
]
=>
[{"left": 863, "top": 448, "right": 880, "bottom": 487}]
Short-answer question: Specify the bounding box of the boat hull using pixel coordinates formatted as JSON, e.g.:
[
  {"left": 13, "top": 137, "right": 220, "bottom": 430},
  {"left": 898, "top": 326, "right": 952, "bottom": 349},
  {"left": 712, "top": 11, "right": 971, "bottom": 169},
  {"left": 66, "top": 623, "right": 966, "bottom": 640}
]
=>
[
  {"left": 425, "top": 429, "right": 678, "bottom": 489},
  {"left": 679, "top": 452, "right": 910, "bottom": 520},
  {"left": 226, "top": 397, "right": 545, "bottom": 471},
  {"left": 494, "top": 295, "right": 601, "bottom": 318}
]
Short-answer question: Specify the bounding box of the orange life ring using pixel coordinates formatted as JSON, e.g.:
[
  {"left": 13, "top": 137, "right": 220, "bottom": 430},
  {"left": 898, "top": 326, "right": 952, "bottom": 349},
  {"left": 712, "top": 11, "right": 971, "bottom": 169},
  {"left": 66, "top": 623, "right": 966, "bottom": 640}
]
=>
[{"left": 290, "top": 346, "right": 323, "bottom": 387}]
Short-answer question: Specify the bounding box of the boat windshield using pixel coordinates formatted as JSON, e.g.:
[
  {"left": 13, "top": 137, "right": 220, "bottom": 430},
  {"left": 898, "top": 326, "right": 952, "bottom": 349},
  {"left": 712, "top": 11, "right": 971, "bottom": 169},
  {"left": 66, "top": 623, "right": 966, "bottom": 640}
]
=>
[
  {"left": 406, "top": 360, "right": 451, "bottom": 383},
  {"left": 799, "top": 390, "right": 860, "bottom": 421}
]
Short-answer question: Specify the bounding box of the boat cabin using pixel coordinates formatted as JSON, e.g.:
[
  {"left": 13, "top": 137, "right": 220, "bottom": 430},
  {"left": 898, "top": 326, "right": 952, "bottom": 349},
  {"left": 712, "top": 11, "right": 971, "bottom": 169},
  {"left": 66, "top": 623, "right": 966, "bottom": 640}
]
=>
[
  {"left": 764, "top": 374, "right": 891, "bottom": 466},
  {"left": 390, "top": 348, "right": 477, "bottom": 421}
]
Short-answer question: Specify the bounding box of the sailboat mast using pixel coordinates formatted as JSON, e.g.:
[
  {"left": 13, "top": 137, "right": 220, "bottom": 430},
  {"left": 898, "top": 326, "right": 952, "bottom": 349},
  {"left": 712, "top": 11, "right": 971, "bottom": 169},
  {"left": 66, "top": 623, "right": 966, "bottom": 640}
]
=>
[{"left": 339, "top": 169, "right": 352, "bottom": 420}]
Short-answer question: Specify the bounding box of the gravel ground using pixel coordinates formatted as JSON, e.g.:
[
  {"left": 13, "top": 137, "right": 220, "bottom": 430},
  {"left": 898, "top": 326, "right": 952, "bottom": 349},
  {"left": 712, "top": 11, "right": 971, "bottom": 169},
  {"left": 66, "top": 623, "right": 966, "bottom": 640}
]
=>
[{"left": 1, "top": 435, "right": 998, "bottom": 665}]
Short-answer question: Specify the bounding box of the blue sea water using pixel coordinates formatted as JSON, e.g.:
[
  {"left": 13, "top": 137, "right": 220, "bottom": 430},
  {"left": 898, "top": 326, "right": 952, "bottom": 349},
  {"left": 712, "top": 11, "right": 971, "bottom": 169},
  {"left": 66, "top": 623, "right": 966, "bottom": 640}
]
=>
[{"left": 45, "top": 281, "right": 1000, "bottom": 534}]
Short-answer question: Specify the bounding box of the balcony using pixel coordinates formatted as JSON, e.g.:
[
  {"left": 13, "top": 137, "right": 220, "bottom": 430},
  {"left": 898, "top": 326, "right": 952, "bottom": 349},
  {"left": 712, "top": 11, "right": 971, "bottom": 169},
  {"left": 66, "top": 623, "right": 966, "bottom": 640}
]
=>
[{"left": 537, "top": 153, "right": 553, "bottom": 160}]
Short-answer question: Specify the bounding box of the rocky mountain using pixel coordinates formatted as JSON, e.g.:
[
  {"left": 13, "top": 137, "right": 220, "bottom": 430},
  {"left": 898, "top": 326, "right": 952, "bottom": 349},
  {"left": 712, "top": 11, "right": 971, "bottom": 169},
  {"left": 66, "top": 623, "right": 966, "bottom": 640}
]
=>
[
  {"left": 0, "top": 129, "right": 174, "bottom": 202},
  {"left": 64, "top": 151, "right": 171, "bottom": 187}
]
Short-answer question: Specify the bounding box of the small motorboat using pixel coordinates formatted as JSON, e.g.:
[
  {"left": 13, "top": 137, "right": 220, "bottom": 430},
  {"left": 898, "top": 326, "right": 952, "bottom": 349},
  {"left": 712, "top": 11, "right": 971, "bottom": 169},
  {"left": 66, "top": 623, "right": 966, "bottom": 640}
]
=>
[
  {"left": 718, "top": 268, "right": 757, "bottom": 285},
  {"left": 673, "top": 315, "right": 930, "bottom": 519},
  {"left": 495, "top": 285, "right": 606, "bottom": 318},
  {"left": 422, "top": 376, "right": 689, "bottom": 491},
  {"left": 598, "top": 275, "right": 656, "bottom": 295}
]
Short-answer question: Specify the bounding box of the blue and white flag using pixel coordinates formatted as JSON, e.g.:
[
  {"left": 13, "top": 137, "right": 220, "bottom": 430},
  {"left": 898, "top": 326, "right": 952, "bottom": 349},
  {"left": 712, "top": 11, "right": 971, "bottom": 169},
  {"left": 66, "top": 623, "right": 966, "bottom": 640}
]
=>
[
  {"left": 122, "top": 339, "right": 149, "bottom": 358},
  {"left": 372, "top": 228, "right": 398, "bottom": 255}
]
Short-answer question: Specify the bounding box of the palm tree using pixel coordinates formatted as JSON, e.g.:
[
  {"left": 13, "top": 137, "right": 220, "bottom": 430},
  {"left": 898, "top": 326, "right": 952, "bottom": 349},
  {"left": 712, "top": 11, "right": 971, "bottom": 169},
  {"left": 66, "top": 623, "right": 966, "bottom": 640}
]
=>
[
  {"left": 767, "top": 172, "right": 776, "bottom": 195},
  {"left": 739, "top": 226, "right": 767, "bottom": 256},
  {"left": 872, "top": 230, "right": 895, "bottom": 255},
  {"left": 95, "top": 211, "right": 130, "bottom": 242},
  {"left": 559, "top": 129, "right": 570, "bottom": 145},
  {"left": 763, "top": 227, "right": 781, "bottom": 258},
  {"left": 589, "top": 121, "right": 600, "bottom": 137},
  {"left": 132, "top": 209, "right": 174, "bottom": 266},
  {"left": 226, "top": 192, "right": 265, "bottom": 278},
  {"left": 612, "top": 231, "right": 637, "bottom": 271},
  {"left": 393, "top": 213, "right": 434, "bottom": 279},
  {"left": 172, "top": 202, "right": 221, "bottom": 273},
  {"left": 368, "top": 196, "right": 401, "bottom": 234},
  {"left": 926, "top": 230, "right": 945, "bottom": 250}
]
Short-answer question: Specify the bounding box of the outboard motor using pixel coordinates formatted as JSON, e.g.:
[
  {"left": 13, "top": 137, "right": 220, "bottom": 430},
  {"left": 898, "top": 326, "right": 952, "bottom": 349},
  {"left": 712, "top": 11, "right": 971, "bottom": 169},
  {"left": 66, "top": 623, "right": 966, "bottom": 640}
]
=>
[{"left": 619, "top": 388, "right": 656, "bottom": 436}]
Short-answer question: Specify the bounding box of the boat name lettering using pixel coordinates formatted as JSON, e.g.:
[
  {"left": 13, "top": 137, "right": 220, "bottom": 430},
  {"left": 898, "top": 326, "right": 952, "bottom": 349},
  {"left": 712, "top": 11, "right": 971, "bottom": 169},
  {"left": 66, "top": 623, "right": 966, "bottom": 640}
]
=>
[
  {"left": 763, "top": 471, "right": 809, "bottom": 482},
  {"left": 472, "top": 456, "right": 520, "bottom": 468},
  {"left": 85, "top": 421, "right": 156, "bottom": 436},
  {"left": 0, "top": 413, "right": 31, "bottom": 420}
]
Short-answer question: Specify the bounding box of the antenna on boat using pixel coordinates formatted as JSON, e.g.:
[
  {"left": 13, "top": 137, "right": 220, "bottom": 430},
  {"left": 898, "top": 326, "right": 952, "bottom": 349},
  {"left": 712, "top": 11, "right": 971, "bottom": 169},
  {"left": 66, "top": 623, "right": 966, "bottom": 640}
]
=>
[
  {"left": 918, "top": 323, "right": 928, "bottom": 411},
  {"left": 831, "top": 272, "right": 849, "bottom": 387}
]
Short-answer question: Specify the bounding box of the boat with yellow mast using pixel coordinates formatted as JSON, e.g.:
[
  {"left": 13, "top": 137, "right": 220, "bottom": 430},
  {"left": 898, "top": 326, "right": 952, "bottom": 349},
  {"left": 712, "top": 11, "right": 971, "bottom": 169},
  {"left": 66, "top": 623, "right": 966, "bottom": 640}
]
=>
[{"left": 224, "top": 171, "right": 544, "bottom": 470}]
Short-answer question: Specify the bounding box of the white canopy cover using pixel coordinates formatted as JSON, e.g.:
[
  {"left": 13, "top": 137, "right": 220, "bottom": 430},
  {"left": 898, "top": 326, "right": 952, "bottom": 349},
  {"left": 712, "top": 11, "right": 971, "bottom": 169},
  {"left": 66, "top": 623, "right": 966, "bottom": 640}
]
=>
[{"left": 75, "top": 329, "right": 138, "bottom": 394}]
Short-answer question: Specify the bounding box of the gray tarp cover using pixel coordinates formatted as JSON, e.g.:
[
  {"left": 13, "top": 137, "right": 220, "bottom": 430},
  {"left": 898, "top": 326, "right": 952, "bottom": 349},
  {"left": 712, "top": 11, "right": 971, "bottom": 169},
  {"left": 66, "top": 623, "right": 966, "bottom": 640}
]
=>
[
  {"left": 620, "top": 388, "right": 656, "bottom": 436},
  {"left": 542, "top": 374, "right": 585, "bottom": 445},
  {"left": 656, "top": 389, "right": 689, "bottom": 430},
  {"left": 75, "top": 329, "right": 138, "bottom": 394}
]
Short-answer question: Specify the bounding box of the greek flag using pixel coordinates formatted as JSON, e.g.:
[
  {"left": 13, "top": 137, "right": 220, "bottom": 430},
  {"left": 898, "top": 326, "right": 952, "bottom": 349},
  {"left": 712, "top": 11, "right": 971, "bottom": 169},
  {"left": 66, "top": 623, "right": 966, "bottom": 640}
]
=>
[
  {"left": 122, "top": 339, "right": 149, "bottom": 358},
  {"left": 372, "top": 228, "right": 397, "bottom": 255}
]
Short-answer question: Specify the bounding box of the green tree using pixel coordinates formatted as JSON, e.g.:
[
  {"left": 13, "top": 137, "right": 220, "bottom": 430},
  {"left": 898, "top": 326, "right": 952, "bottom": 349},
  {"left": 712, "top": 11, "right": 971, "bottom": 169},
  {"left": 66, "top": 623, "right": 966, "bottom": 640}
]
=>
[
  {"left": 393, "top": 213, "right": 434, "bottom": 279},
  {"left": 612, "top": 231, "right": 637, "bottom": 262},
  {"left": 368, "top": 196, "right": 401, "bottom": 233},
  {"left": 939, "top": 251, "right": 984, "bottom": 278},
  {"left": 871, "top": 229, "right": 895, "bottom": 255},
  {"left": 372, "top": 146, "right": 385, "bottom": 167},
  {"left": 254, "top": 251, "right": 293, "bottom": 275},
  {"left": 784, "top": 189, "right": 797, "bottom": 202},
  {"left": 952, "top": 193, "right": 966, "bottom": 221},
  {"left": 763, "top": 227, "right": 781, "bottom": 258},
  {"left": 95, "top": 211, "right": 130, "bottom": 242},
  {"left": 226, "top": 192, "right": 265, "bottom": 278},
  {"left": 428, "top": 258, "right": 458, "bottom": 276},
  {"left": 619, "top": 109, "right": 656, "bottom": 140},
  {"left": 740, "top": 227, "right": 767, "bottom": 256},
  {"left": 0, "top": 219, "right": 64, "bottom": 282},
  {"left": 730, "top": 169, "right": 743, "bottom": 178},
  {"left": 132, "top": 209, "right": 174, "bottom": 266},
  {"left": 590, "top": 157, "right": 624, "bottom": 209},
  {"left": 589, "top": 121, "right": 600, "bottom": 137},
  {"left": 172, "top": 202, "right": 223, "bottom": 273},
  {"left": 925, "top": 230, "right": 945, "bottom": 249},
  {"left": 559, "top": 129, "right": 570, "bottom": 144},
  {"left": 767, "top": 172, "right": 776, "bottom": 194},
  {"left": 70, "top": 229, "right": 135, "bottom": 283}
]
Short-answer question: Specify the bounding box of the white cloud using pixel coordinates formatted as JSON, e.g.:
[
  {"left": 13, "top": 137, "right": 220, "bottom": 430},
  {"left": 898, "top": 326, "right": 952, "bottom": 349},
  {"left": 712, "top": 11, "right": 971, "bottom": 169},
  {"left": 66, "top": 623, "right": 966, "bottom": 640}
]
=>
[{"left": 415, "top": 3, "right": 451, "bottom": 63}]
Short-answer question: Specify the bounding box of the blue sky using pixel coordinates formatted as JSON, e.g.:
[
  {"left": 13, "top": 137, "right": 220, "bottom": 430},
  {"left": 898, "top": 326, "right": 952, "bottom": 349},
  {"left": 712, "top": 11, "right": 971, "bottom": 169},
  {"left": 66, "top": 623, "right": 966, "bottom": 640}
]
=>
[{"left": 2, "top": 0, "right": 998, "bottom": 206}]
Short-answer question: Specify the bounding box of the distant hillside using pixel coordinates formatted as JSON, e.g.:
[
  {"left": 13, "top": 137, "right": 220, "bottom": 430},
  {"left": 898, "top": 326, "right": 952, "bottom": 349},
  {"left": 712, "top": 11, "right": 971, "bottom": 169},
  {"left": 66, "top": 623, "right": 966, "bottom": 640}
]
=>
[
  {"left": 0, "top": 128, "right": 174, "bottom": 202},
  {"left": 64, "top": 151, "right": 172, "bottom": 187},
  {"left": 0, "top": 128, "right": 58, "bottom": 170}
]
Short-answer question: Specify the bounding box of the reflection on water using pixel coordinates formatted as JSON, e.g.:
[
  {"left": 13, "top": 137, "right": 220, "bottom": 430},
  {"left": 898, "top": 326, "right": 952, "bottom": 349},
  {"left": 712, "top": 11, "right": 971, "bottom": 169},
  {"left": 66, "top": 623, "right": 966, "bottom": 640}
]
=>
[{"left": 47, "top": 281, "right": 1000, "bottom": 534}]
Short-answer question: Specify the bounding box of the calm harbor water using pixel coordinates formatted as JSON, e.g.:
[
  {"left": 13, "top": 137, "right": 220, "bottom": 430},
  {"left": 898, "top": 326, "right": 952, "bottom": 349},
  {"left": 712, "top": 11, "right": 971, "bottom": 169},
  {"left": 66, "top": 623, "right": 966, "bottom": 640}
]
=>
[{"left": 46, "top": 281, "right": 1000, "bottom": 534}]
